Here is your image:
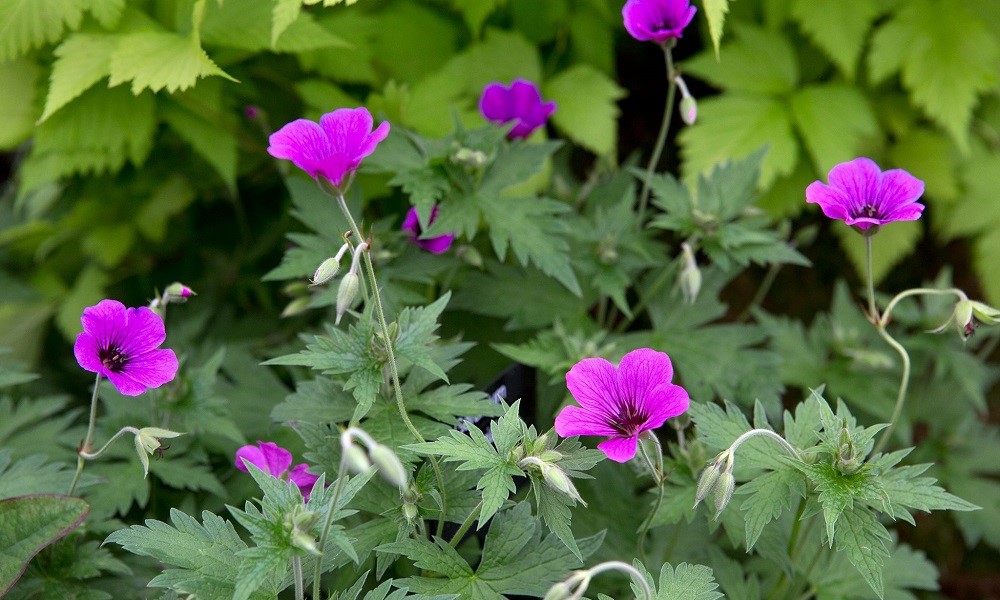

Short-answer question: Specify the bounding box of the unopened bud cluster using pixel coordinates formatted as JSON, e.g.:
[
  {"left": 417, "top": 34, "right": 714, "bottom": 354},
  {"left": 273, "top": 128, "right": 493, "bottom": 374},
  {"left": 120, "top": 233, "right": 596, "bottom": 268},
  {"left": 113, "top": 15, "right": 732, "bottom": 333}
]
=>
[
  {"left": 284, "top": 504, "right": 321, "bottom": 556},
  {"left": 340, "top": 427, "right": 408, "bottom": 488},
  {"left": 693, "top": 449, "right": 735, "bottom": 519},
  {"left": 517, "top": 434, "right": 586, "bottom": 506}
]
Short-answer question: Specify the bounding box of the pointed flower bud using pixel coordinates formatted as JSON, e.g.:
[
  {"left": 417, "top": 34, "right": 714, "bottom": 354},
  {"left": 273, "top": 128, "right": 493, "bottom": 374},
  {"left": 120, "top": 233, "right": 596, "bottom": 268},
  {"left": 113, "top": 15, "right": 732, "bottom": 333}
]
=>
[
  {"left": 541, "top": 463, "right": 586, "bottom": 506},
  {"left": 341, "top": 440, "right": 371, "bottom": 474},
  {"left": 675, "top": 75, "right": 697, "bottom": 125},
  {"left": 693, "top": 461, "right": 722, "bottom": 509},
  {"left": 679, "top": 242, "right": 701, "bottom": 304},
  {"left": 713, "top": 471, "right": 736, "bottom": 520},
  {"left": 335, "top": 273, "right": 359, "bottom": 325},
  {"left": 310, "top": 257, "right": 340, "bottom": 286},
  {"left": 402, "top": 501, "right": 419, "bottom": 522},
  {"left": 369, "top": 443, "right": 408, "bottom": 488},
  {"left": 164, "top": 282, "right": 195, "bottom": 303},
  {"left": 542, "top": 582, "right": 573, "bottom": 600}
]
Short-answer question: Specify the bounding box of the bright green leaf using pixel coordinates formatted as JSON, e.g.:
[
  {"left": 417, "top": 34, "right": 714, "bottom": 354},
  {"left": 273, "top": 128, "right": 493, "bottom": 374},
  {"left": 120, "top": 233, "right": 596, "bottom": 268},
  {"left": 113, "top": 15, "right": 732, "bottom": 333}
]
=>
[
  {"left": 0, "top": 58, "right": 38, "bottom": 149},
  {"left": 108, "top": 31, "right": 235, "bottom": 95},
  {"left": 790, "top": 0, "right": 885, "bottom": 79},
  {"left": 834, "top": 220, "right": 922, "bottom": 284},
  {"left": 684, "top": 23, "right": 798, "bottom": 95},
  {"left": 40, "top": 33, "right": 117, "bottom": 122},
  {"left": 790, "top": 84, "right": 878, "bottom": 174},
  {"left": 0, "top": 494, "right": 90, "bottom": 596},
  {"left": 0, "top": 0, "right": 84, "bottom": 62},
  {"left": 545, "top": 64, "right": 626, "bottom": 157},
  {"left": 702, "top": 0, "right": 730, "bottom": 57}
]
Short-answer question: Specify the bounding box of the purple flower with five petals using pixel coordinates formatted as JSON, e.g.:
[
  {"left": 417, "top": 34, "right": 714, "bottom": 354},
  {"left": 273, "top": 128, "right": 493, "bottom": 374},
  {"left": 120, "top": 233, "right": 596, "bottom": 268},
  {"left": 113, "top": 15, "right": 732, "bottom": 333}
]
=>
[
  {"left": 554, "top": 348, "right": 690, "bottom": 463},
  {"left": 235, "top": 441, "right": 320, "bottom": 500},
  {"left": 402, "top": 206, "right": 455, "bottom": 254},
  {"left": 479, "top": 79, "right": 557, "bottom": 139},
  {"left": 622, "top": 0, "right": 697, "bottom": 44},
  {"left": 73, "top": 300, "right": 179, "bottom": 396},
  {"left": 806, "top": 157, "right": 925, "bottom": 234},
  {"left": 267, "top": 107, "right": 390, "bottom": 188}
]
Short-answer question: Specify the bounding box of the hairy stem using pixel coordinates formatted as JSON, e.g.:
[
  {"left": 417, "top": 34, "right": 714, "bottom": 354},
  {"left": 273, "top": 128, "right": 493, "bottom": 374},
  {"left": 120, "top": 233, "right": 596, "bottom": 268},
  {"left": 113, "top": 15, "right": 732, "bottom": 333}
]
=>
[
  {"left": 313, "top": 457, "right": 349, "bottom": 600},
  {"left": 78, "top": 426, "right": 141, "bottom": 460},
  {"left": 864, "top": 236, "right": 879, "bottom": 323},
  {"left": 872, "top": 326, "right": 911, "bottom": 454},
  {"left": 68, "top": 373, "right": 102, "bottom": 496},
  {"left": 292, "top": 555, "right": 304, "bottom": 600},
  {"left": 333, "top": 193, "right": 448, "bottom": 535},
  {"left": 448, "top": 499, "right": 483, "bottom": 548},
  {"left": 636, "top": 44, "right": 677, "bottom": 228}
]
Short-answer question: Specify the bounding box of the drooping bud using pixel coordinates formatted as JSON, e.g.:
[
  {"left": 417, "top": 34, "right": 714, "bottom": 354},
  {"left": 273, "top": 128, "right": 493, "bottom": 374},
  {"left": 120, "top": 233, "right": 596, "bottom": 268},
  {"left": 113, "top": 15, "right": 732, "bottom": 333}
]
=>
[
  {"left": 693, "top": 461, "right": 722, "bottom": 509},
  {"left": 310, "top": 257, "right": 341, "bottom": 287},
  {"left": 713, "top": 471, "right": 736, "bottom": 520},
  {"left": 369, "top": 444, "right": 408, "bottom": 488},
  {"left": 675, "top": 75, "right": 697, "bottom": 125},
  {"left": 679, "top": 242, "right": 701, "bottom": 304},
  {"left": 164, "top": 282, "right": 195, "bottom": 303},
  {"left": 402, "top": 501, "right": 419, "bottom": 522},
  {"left": 335, "top": 273, "right": 359, "bottom": 325},
  {"left": 542, "top": 582, "right": 573, "bottom": 600},
  {"left": 541, "top": 464, "right": 586, "bottom": 506},
  {"left": 342, "top": 442, "right": 371, "bottom": 474}
]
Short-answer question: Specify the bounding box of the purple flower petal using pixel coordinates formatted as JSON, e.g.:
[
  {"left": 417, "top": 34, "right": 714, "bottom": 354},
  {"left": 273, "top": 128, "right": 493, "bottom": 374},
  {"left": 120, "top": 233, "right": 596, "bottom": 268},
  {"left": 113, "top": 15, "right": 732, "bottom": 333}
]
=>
[
  {"left": 478, "top": 79, "right": 556, "bottom": 139},
  {"left": 565, "top": 357, "right": 618, "bottom": 417},
  {"left": 622, "top": 0, "right": 697, "bottom": 43},
  {"left": 74, "top": 299, "right": 178, "bottom": 396},
  {"left": 268, "top": 107, "right": 389, "bottom": 188},
  {"left": 597, "top": 436, "right": 639, "bottom": 463},
  {"left": 235, "top": 441, "right": 293, "bottom": 477},
  {"left": 554, "top": 404, "right": 620, "bottom": 438},
  {"left": 289, "top": 463, "right": 320, "bottom": 496},
  {"left": 402, "top": 206, "right": 455, "bottom": 254},
  {"left": 641, "top": 383, "right": 690, "bottom": 430},
  {"left": 806, "top": 157, "right": 925, "bottom": 232}
]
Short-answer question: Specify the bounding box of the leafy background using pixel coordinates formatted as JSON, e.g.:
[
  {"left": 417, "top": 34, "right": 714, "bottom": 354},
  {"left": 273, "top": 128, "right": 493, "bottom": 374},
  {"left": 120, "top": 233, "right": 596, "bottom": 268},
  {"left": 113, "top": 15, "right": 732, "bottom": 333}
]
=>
[{"left": 1, "top": 0, "right": 999, "bottom": 598}]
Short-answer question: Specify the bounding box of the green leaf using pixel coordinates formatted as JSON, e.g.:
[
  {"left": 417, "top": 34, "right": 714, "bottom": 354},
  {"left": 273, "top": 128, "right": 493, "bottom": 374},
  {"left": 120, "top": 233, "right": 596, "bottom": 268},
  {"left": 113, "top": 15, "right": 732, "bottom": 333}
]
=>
[
  {"left": 832, "top": 506, "right": 891, "bottom": 598},
  {"left": 0, "top": 0, "right": 84, "bottom": 62},
  {"left": 108, "top": 31, "right": 235, "bottom": 95},
  {"left": 271, "top": 0, "right": 301, "bottom": 46},
  {"left": 377, "top": 537, "right": 473, "bottom": 579},
  {"left": 161, "top": 93, "right": 238, "bottom": 191},
  {"left": 738, "top": 468, "right": 805, "bottom": 550},
  {"left": 679, "top": 94, "right": 798, "bottom": 188},
  {"left": 106, "top": 508, "right": 248, "bottom": 595},
  {"left": 635, "top": 561, "right": 724, "bottom": 600},
  {"left": 702, "top": 0, "right": 730, "bottom": 57},
  {"left": 834, "top": 220, "right": 922, "bottom": 284},
  {"left": 790, "top": 84, "right": 878, "bottom": 174},
  {"left": 394, "top": 293, "right": 452, "bottom": 383},
  {"left": 40, "top": 33, "right": 117, "bottom": 122},
  {"left": 450, "top": 261, "right": 585, "bottom": 329},
  {"left": 0, "top": 494, "right": 90, "bottom": 596},
  {"left": 690, "top": 401, "right": 785, "bottom": 473},
  {"left": 545, "top": 64, "right": 626, "bottom": 156},
  {"left": 790, "top": 0, "right": 886, "bottom": 79},
  {"left": 137, "top": 175, "right": 197, "bottom": 242},
  {"left": 868, "top": 0, "right": 999, "bottom": 151},
  {"left": 0, "top": 452, "right": 78, "bottom": 499},
  {"left": 0, "top": 58, "right": 39, "bottom": 149},
  {"left": 202, "top": 0, "right": 347, "bottom": 52},
  {"left": 878, "top": 463, "right": 979, "bottom": 523},
  {"left": 452, "top": 0, "right": 504, "bottom": 36},
  {"left": 684, "top": 23, "right": 798, "bottom": 95},
  {"left": 976, "top": 228, "right": 1000, "bottom": 305}
]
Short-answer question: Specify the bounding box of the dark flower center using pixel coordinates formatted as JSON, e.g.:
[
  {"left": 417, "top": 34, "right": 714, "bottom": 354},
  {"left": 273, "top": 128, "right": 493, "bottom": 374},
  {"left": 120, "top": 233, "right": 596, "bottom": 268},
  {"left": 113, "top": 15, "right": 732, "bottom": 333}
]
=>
[
  {"left": 608, "top": 398, "right": 648, "bottom": 436},
  {"left": 862, "top": 204, "right": 879, "bottom": 218},
  {"left": 99, "top": 344, "right": 130, "bottom": 373}
]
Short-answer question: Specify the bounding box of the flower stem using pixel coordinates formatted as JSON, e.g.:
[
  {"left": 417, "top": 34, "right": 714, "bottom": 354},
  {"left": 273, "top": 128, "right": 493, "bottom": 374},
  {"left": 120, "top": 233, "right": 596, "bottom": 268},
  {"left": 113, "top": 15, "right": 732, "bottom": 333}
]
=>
[
  {"left": 636, "top": 44, "right": 677, "bottom": 229},
  {"left": 448, "top": 499, "right": 483, "bottom": 548},
  {"left": 313, "top": 456, "right": 349, "bottom": 600},
  {"left": 292, "top": 555, "right": 304, "bottom": 600},
  {"left": 333, "top": 193, "right": 448, "bottom": 535},
  {"left": 635, "top": 434, "right": 664, "bottom": 563},
  {"left": 68, "top": 373, "right": 102, "bottom": 496},
  {"left": 728, "top": 428, "right": 802, "bottom": 462},
  {"left": 879, "top": 287, "right": 967, "bottom": 326},
  {"left": 872, "top": 326, "right": 911, "bottom": 455},
  {"left": 78, "top": 426, "right": 140, "bottom": 460},
  {"left": 864, "top": 236, "right": 879, "bottom": 322}
]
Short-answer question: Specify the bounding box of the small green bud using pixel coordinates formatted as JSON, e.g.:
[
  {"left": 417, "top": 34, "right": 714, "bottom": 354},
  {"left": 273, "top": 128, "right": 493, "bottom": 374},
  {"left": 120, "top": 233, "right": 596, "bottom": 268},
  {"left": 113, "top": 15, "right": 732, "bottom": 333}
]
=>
[
  {"left": 164, "top": 282, "right": 195, "bottom": 303},
  {"left": 402, "top": 501, "right": 418, "bottom": 522},
  {"left": 457, "top": 245, "right": 484, "bottom": 269},
  {"left": 713, "top": 471, "right": 736, "bottom": 520},
  {"left": 693, "top": 462, "right": 722, "bottom": 509},
  {"left": 538, "top": 450, "right": 563, "bottom": 463},
  {"left": 291, "top": 530, "right": 322, "bottom": 556},
  {"left": 679, "top": 242, "right": 701, "bottom": 304},
  {"left": 335, "top": 272, "right": 360, "bottom": 325},
  {"left": 310, "top": 256, "right": 341, "bottom": 286},
  {"left": 370, "top": 444, "right": 408, "bottom": 488},
  {"left": 679, "top": 95, "right": 697, "bottom": 125},
  {"left": 542, "top": 582, "right": 573, "bottom": 600},
  {"left": 133, "top": 427, "right": 183, "bottom": 478},
  {"left": 342, "top": 443, "right": 371, "bottom": 474},
  {"left": 541, "top": 464, "right": 585, "bottom": 505}
]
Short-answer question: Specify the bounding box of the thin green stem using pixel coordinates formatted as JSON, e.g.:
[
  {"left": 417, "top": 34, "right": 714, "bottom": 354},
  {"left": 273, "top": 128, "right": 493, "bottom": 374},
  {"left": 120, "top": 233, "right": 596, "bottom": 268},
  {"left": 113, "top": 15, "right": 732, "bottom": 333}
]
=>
[
  {"left": 636, "top": 435, "right": 664, "bottom": 562},
  {"left": 333, "top": 193, "right": 448, "bottom": 536},
  {"left": 448, "top": 499, "right": 483, "bottom": 548},
  {"left": 68, "top": 373, "right": 102, "bottom": 496},
  {"left": 872, "top": 326, "right": 911, "bottom": 454},
  {"left": 879, "top": 287, "right": 966, "bottom": 326},
  {"left": 864, "top": 236, "right": 879, "bottom": 323},
  {"left": 292, "top": 555, "right": 304, "bottom": 600},
  {"left": 78, "top": 426, "right": 140, "bottom": 460},
  {"left": 313, "top": 457, "right": 349, "bottom": 600},
  {"left": 636, "top": 44, "right": 677, "bottom": 228}
]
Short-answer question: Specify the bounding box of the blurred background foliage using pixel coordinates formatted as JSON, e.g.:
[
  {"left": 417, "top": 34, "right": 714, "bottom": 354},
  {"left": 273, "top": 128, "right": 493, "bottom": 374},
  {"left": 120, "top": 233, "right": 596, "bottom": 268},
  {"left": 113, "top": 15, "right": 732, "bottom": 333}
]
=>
[{"left": 1, "top": 0, "right": 1000, "bottom": 596}]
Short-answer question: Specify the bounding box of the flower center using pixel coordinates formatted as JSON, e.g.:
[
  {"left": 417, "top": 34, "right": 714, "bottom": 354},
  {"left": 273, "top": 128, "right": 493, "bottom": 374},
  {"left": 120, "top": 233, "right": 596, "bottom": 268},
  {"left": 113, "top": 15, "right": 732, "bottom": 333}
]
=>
[
  {"left": 99, "top": 344, "right": 130, "bottom": 373},
  {"left": 608, "top": 399, "right": 648, "bottom": 436},
  {"left": 862, "top": 204, "right": 879, "bottom": 218}
]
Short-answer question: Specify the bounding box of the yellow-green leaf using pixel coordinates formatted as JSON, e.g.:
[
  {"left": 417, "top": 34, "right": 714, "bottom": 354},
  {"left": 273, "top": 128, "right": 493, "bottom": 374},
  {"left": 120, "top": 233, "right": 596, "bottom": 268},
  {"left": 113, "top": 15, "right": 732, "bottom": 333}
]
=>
[
  {"left": 790, "top": 84, "right": 878, "bottom": 174},
  {"left": 703, "top": 0, "right": 730, "bottom": 57},
  {"left": 0, "top": 58, "right": 39, "bottom": 149},
  {"left": 545, "top": 64, "right": 626, "bottom": 157},
  {"left": 40, "top": 33, "right": 118, "bottom": 122},
  {"left": 108, "top": 31, "right": 235, "bottom": 95},
  {"left": 0, "top": 495, "right": 90, "bottom": 596}
]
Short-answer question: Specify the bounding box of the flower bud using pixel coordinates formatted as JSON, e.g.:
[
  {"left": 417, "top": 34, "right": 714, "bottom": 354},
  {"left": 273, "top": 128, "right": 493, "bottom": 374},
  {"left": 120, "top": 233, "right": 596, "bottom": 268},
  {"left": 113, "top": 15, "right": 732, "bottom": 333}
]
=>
[
  {"left": 541, "top": 464, "right": 586, "bottom": 505},
  {"left": 291, "top": 530, "right": 321, "bottom": 556},
  {"left": 281, "top": 296, "right": 312, "bottom": 318},
  {"left": 369, "top": 444, "right": 408, "bottom": 488},
  {"left": 542, "top": 582, "right": 573, "bottom": 600},
  {"left": 309, "top": 257, "right": 341, "bottom": 286},
  {"left": 335, "top": 272, "right": 360, "bottom": 325},
  {"left": 342, "top": 442, "right": 371, "bottom": 474},
  {"left": 164, "top": 282, "right": 195, "bottom": 303},
  {"left": 675, "top": 75, "right": 697, "bottom": 125},
  {"left": 402, "top": 501, "right": 419, "bottom": 522},
  {"left": 713, "top": 471, "right": 736, "bottom": 520},
  {"left": 679, "top": 242, "right": 701, "bottom": 304},
  {"left": 693, "top": 462, "right": 722, "bottom": 509}
]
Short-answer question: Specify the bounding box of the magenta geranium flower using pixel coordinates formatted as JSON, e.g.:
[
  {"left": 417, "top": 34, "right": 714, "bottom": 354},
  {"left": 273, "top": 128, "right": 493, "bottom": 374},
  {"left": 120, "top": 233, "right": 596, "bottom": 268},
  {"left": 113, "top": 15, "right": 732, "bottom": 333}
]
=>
[
  {"left": 73, "top": 299, "right": 178, "bottom": 397},
  {"left": 479, "top": 79, "right": 557, "bottom": 139},
  {"left": 235, "top": 441, "right": 321, "bottom": 499},
  {"left": 402, "top": 206, "right": 455, "bottom": 254},
  {"left": 806, "top": 157, "right": 925, "bottom": 234},
  {"left": 267, "top": 107, "right": 390, "bottom": 188},
  {"left": 554, "top": 348, "right": 690, "bottom": 463},
  {"left": 622, "top": 0, "right": 697, "bottom": 44}
]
